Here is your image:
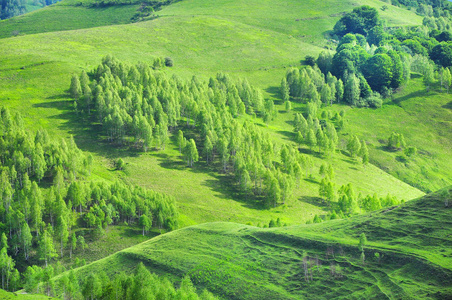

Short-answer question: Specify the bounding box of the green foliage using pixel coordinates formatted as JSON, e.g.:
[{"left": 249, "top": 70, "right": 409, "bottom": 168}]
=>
[
  {"left": 387, "top": 132, "right": 406, "bottom": 150},
  {"left": 333, "top": 5, "right": 380, "bottom": 37},
  {"left": 430, "top": 42, "right": 452, "bottom": 68},
  {"left": 115, "top": 158, "right": 125, "bottom": 170},
  {"left": 0, "top": 0, "right": 26, "bottom": 20}
]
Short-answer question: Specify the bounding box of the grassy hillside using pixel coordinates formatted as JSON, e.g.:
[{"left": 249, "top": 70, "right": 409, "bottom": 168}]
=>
[
  {"left": 0, "top": 3, "right": 140, "bottom": 38},
  {"left": 0, "top": 0, "right": 427, "bottom": 227},
  {"left": 60, "top": 188, "right": 452, "bottom": 299},
  {"left": 344, "top": 79, "right": 452, "bottom": 193}
]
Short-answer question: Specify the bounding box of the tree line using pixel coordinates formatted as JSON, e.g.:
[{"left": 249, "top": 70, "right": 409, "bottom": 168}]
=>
[{"left": 23, "top": 262, "right": 217, "bottom": 299}]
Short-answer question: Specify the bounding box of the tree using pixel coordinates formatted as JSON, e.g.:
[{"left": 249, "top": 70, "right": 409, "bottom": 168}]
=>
[
  {"left": 358, "top": 232, "right": 367, "bottom": 252},
  {"left": 317, "top": 51, "right": 333, "bottom": 74},
  {"left": 177, "top": 130, "right": 184, "bottom": 153},
  {"left": 362, "top": 53, "right": 393, "bottom": 93},
  {"left": 344, "top": 74, "right": 360, "bottom": 106},
  {"left": 430, "top": 42, "right": 452, "bottom": 68},
  {"left": 70, "top": 232, "right": 77, "bottom": 258},
  {"left": 285, "top": 100, "right": 292, "bottom": 112},
  {"left": 334, "top": 6, "right": 379, "bottom": 36},
  {"left": 306, "top": 129, "right": 317, "bottom": 152},
  {"left": 204, "top": 136, "right": 213, "bottom": 164},
  {"left": 55, "top": 215, "right": 69, "bottom": 257},
  {"left": 359, "top": 140, "right": 369, "bottom": 166},
  {"left": 320, "top": 84, "right": 332, "bottom": 105},
  {"left": 139, "top": 214, "right": 152, "bottom": 236},
  {"left": 70, "top": 75, "right": 82, "bottom": 100},
  {"left": 423, "top": 63, "right": 435, "bottom": 92},
  {"left": 22, "top": 223, "right": 32, "bottom": 260},
  {"left": 116, "top": 158, "right": 125, "bottom": 170},
  {"left": 442, "top": 67, "right": 451, "bottom": 93},
  {"left": 347, "top": 135, "right": 361, "bottom": 158},
  {"left": 0, "top": 242, "right": 15, "bottom": 291},
  {"left": 39, "top": 229, "right": 57, "bottom": 267},
  {"left": 77, "top": 235, "right": 87, "bottom": 253},
  {"left": 387, "top": 132, "right": 406, "bottom": 150},
  {"left": 280, "top": 78, "right": 290, "bottom": 102},
  {"left": 82, "top": 273, "right": 102, "bottom": 300},
  {"left": 183, "top": 139, "right": 199, "bottom": 167},
  {"left": 30, "top": 182, "right": 43, "bottom": 236}
]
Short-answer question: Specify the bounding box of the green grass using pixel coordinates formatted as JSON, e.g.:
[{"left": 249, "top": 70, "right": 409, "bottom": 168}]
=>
[
  {"left": 0, "top": 1, "right": 449, "bottom": 298},
  {"left": 58, "top": 188, "right": 452, "bottom": 299},
  {"left": 325, "top": 78, "right": 452, "bottom": 193},
  {"left": 0, "top": 3, "right": 140, "bottom": 38}
]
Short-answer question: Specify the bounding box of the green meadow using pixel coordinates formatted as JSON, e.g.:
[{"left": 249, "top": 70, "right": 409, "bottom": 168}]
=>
[{"left": 0, "top": 0, "right": 450, "bottom": 297}]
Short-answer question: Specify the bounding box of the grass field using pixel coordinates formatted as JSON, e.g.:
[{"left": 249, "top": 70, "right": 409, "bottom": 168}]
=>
[
  {"left": 0, "top": 0, "right": 450, "bottom": 298},
  {"left": 0, "top": 3, "right": 140, "bottom": 39},
  {"left": 58, "top": 188, "right": 452, "bottom": 299}
]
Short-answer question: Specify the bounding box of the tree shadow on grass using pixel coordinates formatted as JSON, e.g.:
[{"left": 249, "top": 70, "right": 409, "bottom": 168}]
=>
[
  {"left": 299, "top": 196, "right": 330, "bottom": 210},
  {"left": 120, "top": 227, "right": 159, "bottom": 240},
  {"left": 443, "top": 101, "right": 452, "bottom": 110},
  {"left": 34, "top": 96, "right": 141, "bottom": 159},
  {"left": 201, "top": 176, "right": 267, "bottom": 211},
  {"left": 392, "top": 89, "right": 429, "bottom": 105},
  {"left": 265, "top": 85, "right": 281, "bottom": 100},
  {"left": 154, "top": 152, "right": 186, "bottom": 171},
  {"left": 303, "top": 177, "right": 318, "bottom": 185},
  {"left": 276, "top": 130, "right": 294, "bottom": 142}
]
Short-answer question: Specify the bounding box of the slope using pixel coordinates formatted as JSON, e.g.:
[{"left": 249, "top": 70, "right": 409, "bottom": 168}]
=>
[
  {"left": 0, "top": 1, "right": 140, "bottom": 39},
  {"left": 59, "top": 187, "right": 452, "bottom": 299},
  {"left": 0, "top": 0, "right": 426, "bottom": 227}
]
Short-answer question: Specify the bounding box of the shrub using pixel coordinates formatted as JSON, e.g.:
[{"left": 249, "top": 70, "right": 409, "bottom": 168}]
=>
[{"left": 165, "top": 57, "right": 174, "bottom": 67}]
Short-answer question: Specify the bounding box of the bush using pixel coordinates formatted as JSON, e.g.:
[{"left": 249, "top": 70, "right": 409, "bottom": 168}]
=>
[
  {"left": 404, "top": 146, "right": 417, "bottom": 157},
  {"left": 165, "top": 57, "right": 173, "bottom": 67},
  {"left": 366, "top": 92, "right": 383, "bottom": 108},
  {"left": 116, "top": 158, "right": 125, "bottom": 170},
  {"left": 305, "top": 55, "right": 316, "bottom": 66}
]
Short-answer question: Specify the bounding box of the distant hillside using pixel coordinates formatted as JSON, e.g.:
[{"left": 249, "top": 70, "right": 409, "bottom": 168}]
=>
[{"left": 61, "top": 187, "right": 452, "bottom": 299}]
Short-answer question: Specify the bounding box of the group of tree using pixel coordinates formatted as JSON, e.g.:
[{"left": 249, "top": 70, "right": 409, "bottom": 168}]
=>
[
  {"left": 292, "top": 106, "right": 344, "bottom": 156},
  {"left": 0, "top": 0, "right": 63, "bottom": 20},
  {"left": 296, "top": 5, "right": 452, "bottom": 110},
  {"left": 0, "top": 106, "right": 179, "bottom": 292},
  {"left": 0, "top": 0, "right": 25, "bottom": 20},
  {"left": 346, "top": 134, "right": 369, "bottom": 165},
  {"left": 316, "top": 177, "right": 402, "bottom": 220},
  {"left": 71, "top": 57, "right": 315, "bottom": 208},
  {"left": 388, "top": 0, "right": 452, "bottom": 15},
  {"left": 24, "top": 262, "right": 217, "bottom": 299}
]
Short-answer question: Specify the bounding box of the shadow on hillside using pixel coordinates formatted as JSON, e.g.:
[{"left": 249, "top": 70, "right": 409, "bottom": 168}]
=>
[
  {"left": 120, "top": 228, "right": 159, "bottom": 239},
  {"left": 299, "top": 196, "right": 330, "bottom": 210},
  {"left": 392, "top": 89, "right": 429, "bottom": 105},
  {"left": 265, "top": 86, "right": 281, "bottom": 100},
  {"left": 443, "top": 101, "right": 452, "bottom": 110},
  {"left": 201, "top": 176, "right": 266, "bottom": 210},
  {"left": 276, "top": 130, "right": 294, "bottom": 142},
  {"left": 34, "top": 96, "right": 142, "bottom": 159}
]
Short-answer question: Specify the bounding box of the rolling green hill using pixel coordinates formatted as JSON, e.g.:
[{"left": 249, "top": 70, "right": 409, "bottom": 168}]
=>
[
  {"left": 0, "top": 0, "right": 451, "bottom": 298},
  {"left": 58, "top": 187, "right": 452, "bottom": 299}
]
